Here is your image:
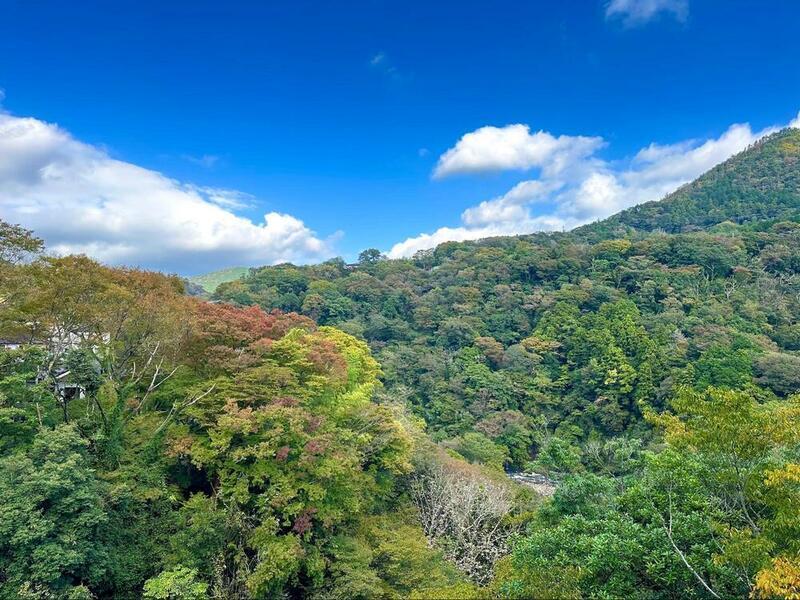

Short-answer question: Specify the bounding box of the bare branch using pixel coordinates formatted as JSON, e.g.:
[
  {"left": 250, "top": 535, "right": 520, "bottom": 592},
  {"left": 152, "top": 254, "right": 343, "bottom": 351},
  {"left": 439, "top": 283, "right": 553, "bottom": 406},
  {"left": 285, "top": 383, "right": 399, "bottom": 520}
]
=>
[
  {"left": 152, "top": 383, "right": 216, "bottom": 438},
  {"left": 411, "top": 465, "right": 516, "bottom": 584}
]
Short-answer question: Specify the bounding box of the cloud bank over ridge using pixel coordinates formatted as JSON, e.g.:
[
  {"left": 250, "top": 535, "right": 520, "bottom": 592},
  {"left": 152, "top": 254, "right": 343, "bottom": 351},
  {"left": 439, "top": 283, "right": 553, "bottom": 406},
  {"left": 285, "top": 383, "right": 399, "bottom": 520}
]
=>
[
  {"left": 0, "top": 111, "right": 334, "bottom": 273},
  {"left": 388, "top": 114, "right": 799, "bottom": 258}
]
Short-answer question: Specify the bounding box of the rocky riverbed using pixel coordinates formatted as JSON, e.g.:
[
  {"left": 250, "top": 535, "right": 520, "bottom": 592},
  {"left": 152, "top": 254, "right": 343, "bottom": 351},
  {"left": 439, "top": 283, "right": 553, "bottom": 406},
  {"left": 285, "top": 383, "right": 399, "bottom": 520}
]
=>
[{"left": 507, "top": 472, "right": 558, "bottom": 496}]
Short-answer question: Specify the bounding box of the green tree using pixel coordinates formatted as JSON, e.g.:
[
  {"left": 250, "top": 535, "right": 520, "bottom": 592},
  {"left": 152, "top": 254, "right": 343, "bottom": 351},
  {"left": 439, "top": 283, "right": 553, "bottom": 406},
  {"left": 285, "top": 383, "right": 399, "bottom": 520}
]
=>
[
  {"left": 0, "top": 425, "right": 108, "bottom": 598},
  {"left": 143, "top": 567, "right": 208, "bottom": 600},
  {"left": 358, "top": 248, "right": 384, "bottom": 265}
]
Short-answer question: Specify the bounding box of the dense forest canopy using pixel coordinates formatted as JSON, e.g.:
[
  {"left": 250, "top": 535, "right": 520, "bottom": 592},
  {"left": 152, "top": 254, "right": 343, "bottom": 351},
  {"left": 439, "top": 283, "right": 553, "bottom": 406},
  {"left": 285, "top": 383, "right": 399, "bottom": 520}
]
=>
[
  {"left": 216, "top": 129, "right": 800, "bottom": 452},
  {"left": 1, "top": 128, "right": 800, "bottom": 598}
]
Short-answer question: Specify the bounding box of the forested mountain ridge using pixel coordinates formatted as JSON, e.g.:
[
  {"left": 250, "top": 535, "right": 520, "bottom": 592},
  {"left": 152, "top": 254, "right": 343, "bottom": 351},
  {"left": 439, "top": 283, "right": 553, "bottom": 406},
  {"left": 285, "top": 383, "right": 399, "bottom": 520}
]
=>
[
  {"left": 215, "top": 127, "right": 800, "bottom": 452},
  {"left": 578, "top": 127, "right": 800, "bottom": 238},
  {"left": 196, "top": 127, "right": 800, "bottom": 296}
]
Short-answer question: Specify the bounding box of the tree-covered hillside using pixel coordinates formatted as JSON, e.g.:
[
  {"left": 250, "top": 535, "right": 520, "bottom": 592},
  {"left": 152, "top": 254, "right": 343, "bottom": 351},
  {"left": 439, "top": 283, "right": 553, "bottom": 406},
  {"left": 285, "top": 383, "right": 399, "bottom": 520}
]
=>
[
  {"left": 581, "top": 127, "right": 800, "bottom": 237},
  {"left": 0, "top": 225, "right": 504, "bottom": 599},
  {"left": 208, "top": 129, "right": 800, "bottom": 597},
  {"left": 215, "top": 129, "right": 800, "bottom": 464}
]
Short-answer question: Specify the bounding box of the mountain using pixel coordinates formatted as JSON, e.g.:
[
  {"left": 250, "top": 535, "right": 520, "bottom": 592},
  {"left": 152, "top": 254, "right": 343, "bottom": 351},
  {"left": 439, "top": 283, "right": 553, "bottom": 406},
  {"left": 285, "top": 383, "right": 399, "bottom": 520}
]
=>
[
  {"left": 205, "top": 128, "right": 800, "bottom": 597},
  {"left": 579, "top": 127, "right": 800, "bottom": 238},
  {"left": 215, "top": 127, "right": 800, "bottom": 451},
  {"left": 188, "top": 266, "right": 249, "bottom": 293}
]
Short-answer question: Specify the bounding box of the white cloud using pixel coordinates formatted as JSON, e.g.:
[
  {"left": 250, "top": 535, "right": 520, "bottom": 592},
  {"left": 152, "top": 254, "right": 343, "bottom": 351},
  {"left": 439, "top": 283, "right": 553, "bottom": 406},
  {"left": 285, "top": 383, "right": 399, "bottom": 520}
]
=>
[
  {"left": 183, "top": 185, "right": 254, "bottom": 210},
  {"left": 0, "top": 112, "right": 334, "bottom": 273},
  {"left": 387, "top": 214, "right": 576, "bottom": 260},
  {"left": 369, "top": 51, "right": 402, "bottom": 80},
  {"left": 605, "top": 0, "right": 689, "bottom": 26},
  {"left": 461, "top": 179, "right": 564, "bottom": 227},
  {"left": 182, "top": 154, "right": 220, "bottom": 168},
  {"left": 433, "top": 124, "right": 604, "bottom": 178},
  {"left": 387, "top": 116, "right": 788, "bottom": 258}
]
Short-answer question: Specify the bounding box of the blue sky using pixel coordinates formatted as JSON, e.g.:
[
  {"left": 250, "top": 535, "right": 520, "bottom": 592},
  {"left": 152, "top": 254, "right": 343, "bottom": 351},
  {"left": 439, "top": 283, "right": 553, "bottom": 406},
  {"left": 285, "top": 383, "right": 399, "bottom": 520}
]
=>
[{"left": 1, "top": 0, "right": 799, "bottom": 273}]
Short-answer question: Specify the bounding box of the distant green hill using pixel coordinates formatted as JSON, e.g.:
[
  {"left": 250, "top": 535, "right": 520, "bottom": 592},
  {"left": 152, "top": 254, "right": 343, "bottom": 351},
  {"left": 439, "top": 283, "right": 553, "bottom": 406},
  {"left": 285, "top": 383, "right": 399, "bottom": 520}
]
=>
[
  {"left": 189, "top": 266, "right": 249, "bottom": 293},
  {"left": 578, "top": 127, "right": 800, "bottom": 239}
]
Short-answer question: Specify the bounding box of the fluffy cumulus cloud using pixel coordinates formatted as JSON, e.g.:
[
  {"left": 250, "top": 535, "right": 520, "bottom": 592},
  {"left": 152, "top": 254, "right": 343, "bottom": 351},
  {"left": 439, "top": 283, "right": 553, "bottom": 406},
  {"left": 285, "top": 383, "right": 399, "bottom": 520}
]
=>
[
  {"left": 605, "top": 0, "right": 689, "bottom": 25},
  {"left": 0, "top": 112, "right": 334, "bottom": 273},
  {"left": 433, "top": 124, "right": 605, "bottom": 179},
  {"left": 387, "top": 113, "right": 800, "bottom": 258}
]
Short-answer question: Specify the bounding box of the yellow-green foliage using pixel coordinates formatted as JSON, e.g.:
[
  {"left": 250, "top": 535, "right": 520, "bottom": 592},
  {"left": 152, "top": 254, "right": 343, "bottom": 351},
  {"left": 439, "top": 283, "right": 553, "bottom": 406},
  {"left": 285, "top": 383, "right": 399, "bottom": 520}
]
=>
[{"left": 754, "top": 556, "right": 800, "bottom": 599}]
